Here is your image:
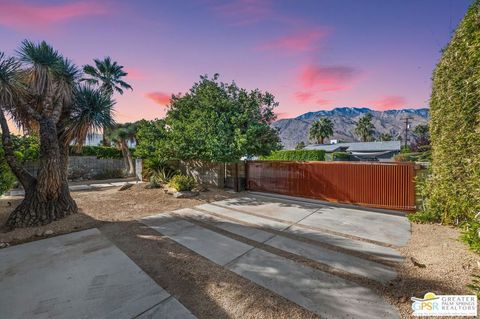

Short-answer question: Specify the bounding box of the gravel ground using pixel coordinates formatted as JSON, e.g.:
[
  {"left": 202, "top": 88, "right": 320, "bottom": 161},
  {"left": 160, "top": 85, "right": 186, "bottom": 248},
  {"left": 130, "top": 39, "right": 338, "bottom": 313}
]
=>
[{"left": 0, "top": 188, "right": 479, "bottom": 318}]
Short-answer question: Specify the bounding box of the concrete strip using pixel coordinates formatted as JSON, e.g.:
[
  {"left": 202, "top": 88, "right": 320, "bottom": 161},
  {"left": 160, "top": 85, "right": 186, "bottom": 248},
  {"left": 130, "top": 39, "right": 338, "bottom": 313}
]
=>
[
  {"left": 199, "top": 203, "right": 403, "bottom": 263},
  {"left": 228, "top": 249, "right": 399, "bottom": 319},
  {"left": 298, "top": 207, "right": 411, "bottom": 246},
  {"left": 174, "top": 208, "right": 276, "bottom": 243},
  {"left": 110, "top": 182, "right": 129, "bottom": 186},
  {"left": 264, "top": 235, "right": 397, "bottom": 283},
  {"left": 69, "top": 184, "right": 92, "bottom": 191},
  {"left": 143, "top": 218, "right": 253, "bottom": 266},
  {"left": 174, "top": 208, "right": 396, "bottom": 282},
  {"left": 89, "top": 183, "right": 114, "bottom": 188},
  {"left": 287, "top": 225, "right": 404, "bottom": 263},
  {"left": 0, "top": 228, "right": 188, "bottom": 319},
  {"left": 213, "top": 197, "right": 315, "bottom": 223},
  {"left": 137, "top": 296, "right": 196, "bottom": 319},
  {"left": 196, "top": 203, "right": 291, "bottom": 230}
]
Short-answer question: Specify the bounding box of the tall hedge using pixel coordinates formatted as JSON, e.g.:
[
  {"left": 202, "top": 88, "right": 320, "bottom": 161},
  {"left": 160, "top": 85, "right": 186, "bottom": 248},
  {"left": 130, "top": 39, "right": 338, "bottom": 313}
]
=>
[
  {"left": 425, "top": 0, "right": 480, "bottom": 224},
  {"left": 261, "top": 150, "right": 325, "bottom": 161}
]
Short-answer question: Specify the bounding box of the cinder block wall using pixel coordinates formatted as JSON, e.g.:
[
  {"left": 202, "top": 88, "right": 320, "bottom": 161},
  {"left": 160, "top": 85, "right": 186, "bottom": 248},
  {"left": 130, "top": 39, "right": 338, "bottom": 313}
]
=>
[{"left": 24, "top": 156, "right": 131, "bottom": 181}]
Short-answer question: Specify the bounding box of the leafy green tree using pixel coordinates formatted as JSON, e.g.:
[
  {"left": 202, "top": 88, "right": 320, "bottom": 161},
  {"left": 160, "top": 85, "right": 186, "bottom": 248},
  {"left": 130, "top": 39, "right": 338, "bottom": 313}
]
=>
[
  {"left": 107, "top": 122, "right": 138, "bottom": 175},
  {"left": 355, "top": 113, "right": 375, "bottom": 142},
  {"left": 135, "top": 119, "right": 171, "bottom": 160},
  {"left": 309, "top": 117, "right": 334, "bottom": 144},
  {"left": 379, "top": 133, "right": 393, "bottom": 141},
  {"left": 411, "top": 124, "right": 430, "bottom": 151},
  {"left": 82, "top": 57, "right": 132, "bottom": 145},
  {"left": 0, "top": 41, "right": 116, "bottom": 228},
  {"left": 420, "top": 0, "right": 480, "bottom": 224},
  {"left": 295, "top": 141, "right": 306, "bottom": 150},
  {"left": 164, "top": 74, "right": 281, "bottom": 162}
]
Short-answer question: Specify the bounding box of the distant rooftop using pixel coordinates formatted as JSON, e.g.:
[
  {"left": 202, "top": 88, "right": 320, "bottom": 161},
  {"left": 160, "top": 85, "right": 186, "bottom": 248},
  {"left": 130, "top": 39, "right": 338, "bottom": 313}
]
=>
[{"left": 304, "top": 141, "right": 401, "bottom": 152}]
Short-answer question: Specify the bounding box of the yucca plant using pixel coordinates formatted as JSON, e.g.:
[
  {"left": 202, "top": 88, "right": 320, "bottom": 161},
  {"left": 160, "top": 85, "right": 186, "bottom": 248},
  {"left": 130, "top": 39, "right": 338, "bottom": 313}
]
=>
[{"left": 0, "top": 40, "right": 122, "bottom": 228}]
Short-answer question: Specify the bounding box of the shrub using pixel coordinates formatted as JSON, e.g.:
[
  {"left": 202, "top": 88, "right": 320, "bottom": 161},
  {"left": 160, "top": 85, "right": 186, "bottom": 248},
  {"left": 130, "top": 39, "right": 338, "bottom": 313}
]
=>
[
  {"left": 332, "top": 152, "right": 350, "bottom": 161},
  {"left": 261, "top": 150, "right": 325, "bottom": 161},
  {"left": 0, "top": 160, "right": 15, "bottom": 195},
  {"left": 169, "top": 175, "right": 196, "bottom": 191}
]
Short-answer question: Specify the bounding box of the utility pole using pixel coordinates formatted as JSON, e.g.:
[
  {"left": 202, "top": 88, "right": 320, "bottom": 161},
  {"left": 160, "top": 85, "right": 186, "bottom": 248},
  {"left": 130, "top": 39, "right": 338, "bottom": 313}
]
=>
[{"left": 402, "top": 116, "right": 413, "bottom": 149}]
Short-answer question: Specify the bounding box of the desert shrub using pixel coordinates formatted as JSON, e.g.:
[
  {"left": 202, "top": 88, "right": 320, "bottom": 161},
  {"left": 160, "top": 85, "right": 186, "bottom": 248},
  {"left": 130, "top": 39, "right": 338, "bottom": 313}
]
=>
[
  {"left": 0, "top": 156, "right": 15, "bottom": 195},
  {"left": 169, "top": 175, "right": 196, "bottom": 191},
  {"left": 332, "top": 152, "right": 350, "bottom": 161},
  {"left": 150, "top": 168, "right": 177, "bottom": 187},
  {"left": 261, "top": 150, "right": 325, "bottom": 161},
  {"left": 394, "top": 151, "right": 431, "bottom": 163}
]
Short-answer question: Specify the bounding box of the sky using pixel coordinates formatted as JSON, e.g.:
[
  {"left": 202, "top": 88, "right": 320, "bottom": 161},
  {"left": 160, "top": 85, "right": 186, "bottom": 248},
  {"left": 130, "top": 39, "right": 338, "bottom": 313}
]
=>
[{"left": 0, "top": 0, "right": 472, "bottom": 121}]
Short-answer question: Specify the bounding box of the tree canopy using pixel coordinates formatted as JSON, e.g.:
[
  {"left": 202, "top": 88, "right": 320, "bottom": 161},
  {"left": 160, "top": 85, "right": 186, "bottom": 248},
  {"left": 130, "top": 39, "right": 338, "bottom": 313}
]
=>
[{"left": 138, "top": 74, "right": 282, "bottom": 163}]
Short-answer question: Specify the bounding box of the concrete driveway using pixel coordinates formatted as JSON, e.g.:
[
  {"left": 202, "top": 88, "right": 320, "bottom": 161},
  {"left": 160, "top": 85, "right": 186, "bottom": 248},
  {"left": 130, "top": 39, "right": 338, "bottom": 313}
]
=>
[{"left": 143, "top": 193, "right": 411, "bottom": 319}]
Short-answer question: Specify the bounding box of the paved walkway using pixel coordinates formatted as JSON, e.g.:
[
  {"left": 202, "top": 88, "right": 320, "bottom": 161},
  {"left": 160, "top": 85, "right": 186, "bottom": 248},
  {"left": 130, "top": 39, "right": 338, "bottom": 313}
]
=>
[
  {"left": 0, "top": 228, "right": 195, "bottom": 319},
  {"left": 142, "top": 194, "right": 411, "bottom": 318}
]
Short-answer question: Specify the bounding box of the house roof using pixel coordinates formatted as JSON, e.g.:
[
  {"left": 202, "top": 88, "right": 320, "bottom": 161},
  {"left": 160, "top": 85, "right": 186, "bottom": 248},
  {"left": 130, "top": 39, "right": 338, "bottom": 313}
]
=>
[{"left": 304, "top": 141, "right": 401, "bottom": 152}]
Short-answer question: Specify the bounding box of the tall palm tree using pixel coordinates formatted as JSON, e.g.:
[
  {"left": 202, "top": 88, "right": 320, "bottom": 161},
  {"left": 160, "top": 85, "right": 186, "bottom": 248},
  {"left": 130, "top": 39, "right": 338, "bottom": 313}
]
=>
[
  {"left": 82, "top": 57, "right": 132, "bottom": 146},
  {"left": 107, "top": 122, "right": 138, "bottom": 176},
  {"left": 0, "top": 40, "right": 115, "bottom": 228},
  {"left": 355, "top": 113, "right": 375, "bottom": 142},
  {"left": 309, "top": 117, "right": 334, "bottom": 144}
]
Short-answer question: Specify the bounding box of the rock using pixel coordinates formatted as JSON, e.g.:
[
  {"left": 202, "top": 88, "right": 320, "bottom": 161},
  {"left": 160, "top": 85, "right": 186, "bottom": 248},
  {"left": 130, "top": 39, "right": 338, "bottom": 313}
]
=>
[
  {"left": 398, "top": 296, "right": 408, "bottom": 303},
  {"left": 411, "top": 257, "right": 426, "bottom": 268},
  {"left": 0, "top": 242, "right": 9, "bottom": 249},
  {"left": 44, "top": 230, "right": 54, "bottom": 236},
  {"left": 118, "top": 183, "right": 134, "bottom": 191},
  {"left": 35, "top": 229, "right": 44, "bottom": 237},
  {"left": 173, "top": 191, "right": 199, "bottom": 198},
  {"left": 192, "top": 185, "right": 209, "bottom": 192}
]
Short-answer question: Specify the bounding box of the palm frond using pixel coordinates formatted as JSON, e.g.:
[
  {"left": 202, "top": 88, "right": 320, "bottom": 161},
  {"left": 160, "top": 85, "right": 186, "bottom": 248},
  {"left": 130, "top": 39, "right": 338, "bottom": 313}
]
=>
[{"left": 63, "top": 85, "right": 116, "bottom": 146}]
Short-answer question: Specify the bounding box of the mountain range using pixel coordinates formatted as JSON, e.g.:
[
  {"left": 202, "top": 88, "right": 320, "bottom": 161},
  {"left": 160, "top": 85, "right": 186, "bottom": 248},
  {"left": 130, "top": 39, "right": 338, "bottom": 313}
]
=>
[{"left": 272, "top": 107, "right": 429, "bottom": 149}]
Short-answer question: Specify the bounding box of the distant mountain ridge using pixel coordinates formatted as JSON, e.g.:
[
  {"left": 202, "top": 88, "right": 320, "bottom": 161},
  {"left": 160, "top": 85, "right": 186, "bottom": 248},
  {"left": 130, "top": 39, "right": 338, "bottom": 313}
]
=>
[{"left": 272, "top": 107, "right": 429, "bottom": 149}]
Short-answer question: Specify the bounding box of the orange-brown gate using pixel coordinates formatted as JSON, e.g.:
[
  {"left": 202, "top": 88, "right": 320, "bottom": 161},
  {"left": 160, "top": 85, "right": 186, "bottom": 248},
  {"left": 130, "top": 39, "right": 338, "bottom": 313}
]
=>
[{"left": 245, "top": 161, "right": 416, "bottom": 211}]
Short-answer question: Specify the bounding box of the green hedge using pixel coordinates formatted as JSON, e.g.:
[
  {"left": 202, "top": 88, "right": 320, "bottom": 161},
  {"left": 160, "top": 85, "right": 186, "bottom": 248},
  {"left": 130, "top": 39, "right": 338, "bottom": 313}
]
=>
[
  {"left": 69, "top": 146, "right": 126, "bottom": 159},
  {"left": 415, "top": 0, "right": 480, "bottom": 224},
  {"left": 332, "top": 152, "right": 350, "bottom": 161},
  {"left": 261, "top": 150, "right": 325, "bottom": 161}
]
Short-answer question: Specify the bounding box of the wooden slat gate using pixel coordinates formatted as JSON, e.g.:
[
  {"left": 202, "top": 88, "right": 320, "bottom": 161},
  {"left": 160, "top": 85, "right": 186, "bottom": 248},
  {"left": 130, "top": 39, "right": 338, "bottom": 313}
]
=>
[{"left": 245, "top": 161, "right": 416, "bottom": 212}]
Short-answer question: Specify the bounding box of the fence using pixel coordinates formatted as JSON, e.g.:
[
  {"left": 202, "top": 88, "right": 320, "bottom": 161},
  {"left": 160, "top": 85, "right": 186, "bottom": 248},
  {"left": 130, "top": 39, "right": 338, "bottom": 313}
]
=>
[{"left": 246, "top": 161, "right": 416, "bottom": 211}]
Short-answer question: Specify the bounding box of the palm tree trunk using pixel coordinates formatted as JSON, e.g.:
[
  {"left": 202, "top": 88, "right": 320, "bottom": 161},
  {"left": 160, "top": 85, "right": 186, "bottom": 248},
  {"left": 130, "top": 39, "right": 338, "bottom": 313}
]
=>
[
  {"left": 119, "top": 139, "right": 134, "bottom": 176},
  {"left": 5, "top": 119, "right": 77, "bottom": 228}
]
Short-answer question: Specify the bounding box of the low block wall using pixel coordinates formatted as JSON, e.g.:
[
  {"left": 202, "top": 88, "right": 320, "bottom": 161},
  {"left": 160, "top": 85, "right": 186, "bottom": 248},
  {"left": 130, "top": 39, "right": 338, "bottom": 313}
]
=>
[{"left": 24, "top": 156, "right": 131, "bottom": 181}]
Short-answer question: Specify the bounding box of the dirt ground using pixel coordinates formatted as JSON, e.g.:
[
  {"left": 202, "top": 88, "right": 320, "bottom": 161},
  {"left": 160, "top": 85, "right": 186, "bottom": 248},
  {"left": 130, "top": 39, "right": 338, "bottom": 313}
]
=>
[{"left": 1, "top": 187, "right": 479, "bottom": 318}]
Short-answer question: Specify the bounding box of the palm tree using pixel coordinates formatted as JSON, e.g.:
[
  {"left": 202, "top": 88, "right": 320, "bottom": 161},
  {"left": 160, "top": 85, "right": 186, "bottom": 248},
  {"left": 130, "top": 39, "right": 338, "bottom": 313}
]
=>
[
  {"left": 0, "top": 40, "right": 115, "bottom": 228},
  {"left": 309, "top": 117, "right": 334, "bottom": 144},
  {"left": 355, "top": 113, "right": 375, "bottom": 142},
  {"left": 107, "top": 122, "right": 138, "bottom": 176},
  {"left": 82, "top": 57, "right": 132, "bottom": 145}
]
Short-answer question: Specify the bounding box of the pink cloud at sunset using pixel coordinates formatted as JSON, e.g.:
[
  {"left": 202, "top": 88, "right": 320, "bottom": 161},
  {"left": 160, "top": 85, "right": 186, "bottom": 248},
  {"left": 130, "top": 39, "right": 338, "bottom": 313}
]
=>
[
  {"left": 258, "top": 28, "right": 329, "bottom": 53},
  {"left": 124, "top": 67, "right": 147, "bottom": 81},
  {"left": 294, "top": 91, "right": 314, "bottom": 103},
  {"left": 0, "top": 0, "right": 108, "bottom": 31},
  {"left": 369, "top": 96, "right": 406, "bottom": 110},
  {"left": 298, "top": 64, "right": 361, "bottom": 92},
  {"left": 211, "top": 0, "right": 273, "bottom": 26},
  {"left": 146, "top": 92, "right": 172, "bottom": 106}
]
